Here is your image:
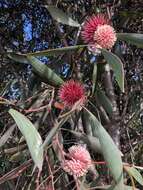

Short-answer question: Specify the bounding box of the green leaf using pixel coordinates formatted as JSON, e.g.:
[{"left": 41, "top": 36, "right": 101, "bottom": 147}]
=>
[
  {"left": 8, "top": 45, "right": 86, "bottom": 63},
  {"left": 125, "top": 166, "right": 143, "bottom": 186},
  {"left": 102, "top": 49, "right": 124, "bottom": 92},
  {"left": 26, "top": 45, "right": 86, "bottom": 57},
  {"left": 0, "top": 125, "right": 15, "bottom": 147},
  {"left": 84, "top": 108, "right": 124, "bottom": 189},
  {"left": 92, "top": 63, "right": 97, "bottom": 95},
  {"left": 69, "top": 130, "right": 102, "bottom": 153},
  {"left": 119, "top": 11, "right": 143, "bottom": 18},
  {"left": 27, "top": 56, "right": 64, "bottom": 87},
  {"left": 124, "top": 186, "right": 139, "bottom": 190},
  {"left": 8, "top": 53, "right": 29, "bottom": 64},
  {"left": 95, "top": 87, "right": 113, "bottom": 117},
  {"left": 42, "top": 115, "right": 70, "bottom": 150},
  {"left": 82, "top": 108, "right": 98, "bottom": 137},
  {"left": 46, "top": 5, "right": 80, "bottom": 27},
  {"left": 93, "top": 185, "right": 139, "bottom": 190},
  {"left": 80, "top": 182, "right": 90, "bottom": 190},
  {"left": 8, "top": 109, "right": 43, "bottom": 170},
  {"left": 117, "top": 33, "right": 143, "bottom": 48}
]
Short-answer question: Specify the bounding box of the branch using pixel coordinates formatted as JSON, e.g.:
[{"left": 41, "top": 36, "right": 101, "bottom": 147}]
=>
[{"left": 103, "top": 63, "right": 120, "bottom": 148}]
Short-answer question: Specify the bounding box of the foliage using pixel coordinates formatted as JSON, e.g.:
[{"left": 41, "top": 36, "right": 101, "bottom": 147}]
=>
[{"left": 0, "top": 0, "right": 143, "bottom": 190}]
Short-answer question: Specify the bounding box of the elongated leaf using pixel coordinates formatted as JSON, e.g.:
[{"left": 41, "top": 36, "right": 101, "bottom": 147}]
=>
[
  {"left": 95, "top": 87, "right": 113, "bottom": 117},
  {"left": 26, "top": 45, "right": 86, "bottom": 57},
  {"left": 80, "top": 182, "right": 90, "bottom": 190},
  {"left": 70, "top": 129, "right": 122, "bottom": 155},
  {"left": 94, "top": 185, "right": 139, "bottom": 190},
  {"left": 8, "top": 45, "right": 86, "bottom": 64},
  {"left": 8, "top": 109, "right": 43, "bottom": 170},
  {"left": 10, "top": 151, "right": 24, "bottom": 162},
  {"left": 0, "top": 125, "right": 15, "bottom": 147},
  {"left": 42, "top": 102, "right": 79, "bottom": 150},
  {"left": 46, "top": 5, "right": 80, "bottom": 27},
  {"left": 42, "top": 122, "right": 60, "bottom": 150},
  {"left": 117, "top": 33, "right": 143, "bottom": 48},
  {"left": 119, "top": 11, "right": 143, "bottom": 18},
  {"left": 8, "top": 53, "right": 29, "bottom": 64},
  {"left": 92, "top": 63, "right": 97, "bottom": 94},
  {"left": 27, "top": 56, "right": 64, "bottom": 86},
  {"left": 102, "top": 49, "right": 124, "bottom": 92},
  {"left": 125, "top": 166, "right": 143, "bottom": 186},
  {"left": 42, "top": 115, "right": 70, "bottom": 150},
  {"left": 84, "top": 108, "right": 124, "bottom": 189},
  {"left": 82, "top": 109, "right": 93, "bottom": 136},
  {"left": 122, "top": 186, "right": 139, "bottom": 190},
  {"left": 69, "top": 130, "right": 102, "bottom": 153}
]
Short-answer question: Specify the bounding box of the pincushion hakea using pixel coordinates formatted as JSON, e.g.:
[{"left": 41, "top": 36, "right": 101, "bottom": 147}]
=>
[
  {"left": 68, "top": 145, "right": 91, "bottom": 165},
  {"left": 59, "top": 80, "right": 85, "bottom": 107},
  {"left": 81, "top": 14, "right": 117, "bottom": 49},
  {"left": 63, "top": 145, "right": 91, "bottom": 177},
  {"left": 6, "top": 4, "right": 143, "bottom": 190}
]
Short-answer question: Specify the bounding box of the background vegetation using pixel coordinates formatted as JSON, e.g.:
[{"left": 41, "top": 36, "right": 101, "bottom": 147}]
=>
[{"left": 0, "top": 0, "right": 143, "bottom": 189}]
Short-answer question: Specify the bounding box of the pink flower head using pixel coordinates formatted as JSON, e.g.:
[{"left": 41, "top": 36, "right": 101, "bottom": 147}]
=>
[
  {"left": 81, "top": 14, "right": 109, "bottom": 44},
  {"left": 81, "top": 14, "right": 117, "bottom": 49},
  {"left": 59, "top": 80, "right": 85, "bottom": 107},
  {"left": 94, "top": 24, "right": 117, "bottom": 49},
  {"left": 63, "top": 159, "right": 88, "bottom": 177},
  {"left": 63, "top": 145, "right": 91, "bottom": 177},
  {"left": 69, "top": 145, "right": 91, "bottom": 165}
]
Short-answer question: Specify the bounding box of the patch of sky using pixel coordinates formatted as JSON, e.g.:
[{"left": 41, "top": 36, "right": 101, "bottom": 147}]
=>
[
  {"left": 59, "top": 25, "right": 64, "bottom": 33},
  {"left": 132, "top": 73, "right": 139, "bottom": 81},
  {"left": 0, "top": 1, "right": 8, "bottom": 8},
  {"left": 32, "top": 41, "right": 49, "bottom": 63},
  {"left": 61, "top": 64, "right": 70, "bottom": 78},
  {"left": 68, "top": 39, "right": 75, "bottom": 46},
  {"left": 90, "top": 55, "right": 97, "bottom": 63},
  {"left": 22, "top": 13, "right": 32, "bottom": 42},
  {"left": 5, "top": 80, "right": 21, "bottom": 100},
  {"left": 0, "top": 0, "right": 21, "bottom": 8},
  {"left": 33, "top": 41, "right": 49, "bottom": 51},
  {"left": 12, "top": 40, "right": 19, "bottom": 47},
  {"left": 38, "top": 56, "right": 50, "bottom": 64}
]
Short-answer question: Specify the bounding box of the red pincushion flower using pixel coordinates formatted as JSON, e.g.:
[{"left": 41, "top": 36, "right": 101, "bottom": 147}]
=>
[
  {"left": 94, "top": 24, "right": 117, "bottom": 49},
  {"left": 81, "top": 14, "right": 117, "bottom": 49},
  {"left": 59, "top": 80, "right": 85, "bottom": 107},
  {"left": 63, "top": 145, "right": 91, "bottom": 177},
  {"left": 81, "top": 14, "right": 109, "bottom": 44}
]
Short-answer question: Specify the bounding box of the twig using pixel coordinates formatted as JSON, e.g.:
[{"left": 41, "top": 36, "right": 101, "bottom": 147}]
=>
[
  {"left": 37, "top": 167, "right": 61, "bottom": 189},
  {"left": 46, "top": 154, "right": 55, "bottom": 190},
  {"left": 24, "top": 104, "right": 50, "bottom": 113},
  {"left": 35, "top": 169, "right": 41, "bottom": 190},
  {"left": 0, "top": 159, "right": 32, "bottom": 185},
  {"left": 4, "top": 144, "right": 27, "bottom": 154}
]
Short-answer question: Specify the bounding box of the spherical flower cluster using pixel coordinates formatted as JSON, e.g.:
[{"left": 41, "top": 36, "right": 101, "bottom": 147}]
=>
[
  {"left": 59, "top": 80, "right": 85, "bottom": 107},
  {"left": 81, "top": 14, "right": 116, "bottom": 49},
  {"left": 63, "top": 159, "right": 88, "bottom": 177},
  {"left": 68, "top": 145, "right": 91, "bottom": 165},
  {"left": 81, "top": 14, "right": 109, "bottom": 44},
  {"left": 94, "top": 24, "right": 117, "bottom": 49},
  {"left": 63, "top": 145, "right": 91, "bottom": 177}
]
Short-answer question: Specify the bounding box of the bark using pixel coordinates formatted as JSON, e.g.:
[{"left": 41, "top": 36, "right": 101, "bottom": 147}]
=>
[{"left": 103, "top": 63, "right": 121, "bottom": 148}]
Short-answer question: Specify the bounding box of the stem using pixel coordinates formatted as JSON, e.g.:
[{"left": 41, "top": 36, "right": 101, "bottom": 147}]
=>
[{"left": 103, "top": 63, "right": 120, "bottom": 148}]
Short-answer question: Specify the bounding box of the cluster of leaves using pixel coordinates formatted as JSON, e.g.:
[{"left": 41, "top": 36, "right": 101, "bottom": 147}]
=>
[{"left": 0, "top": 1, "right": 143, "bottom": 190}]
